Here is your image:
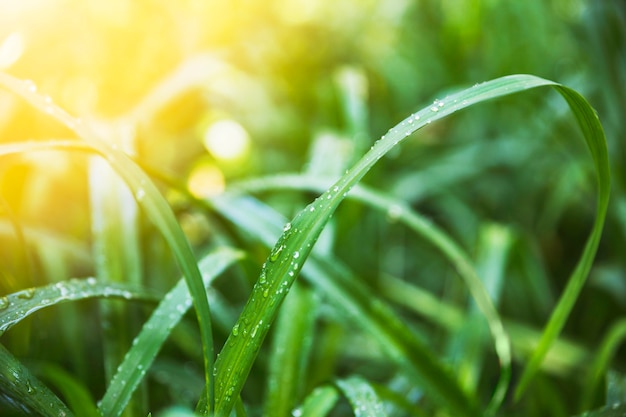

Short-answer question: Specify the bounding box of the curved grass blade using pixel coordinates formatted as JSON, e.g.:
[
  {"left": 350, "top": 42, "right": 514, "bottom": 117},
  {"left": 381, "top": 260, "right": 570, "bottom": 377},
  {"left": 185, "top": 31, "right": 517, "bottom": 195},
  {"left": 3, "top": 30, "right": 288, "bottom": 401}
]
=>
[
  {"left": 30, "top": 362, "right": 100, "bottom": 417},
  {"left": 0, "top": 343, "right": 73, "bottom": 417},
  {"left": 335, "top": 376, "right": 387, "bottom": 417},
  {"left": 295, "top": 386, "right": 339, "bottom": 417},
  {"left": 98, "top": 247, "right": 243, "bottom": 417},
  {"left": 264, "top": 281, "right": 318, "bottom": 417},
  {"left": 514, "top": 84, "right": 610, "bottom": 399},
  {"left": 212, "top": 74, "right": 609, "bottom": 415},
  {"left": 0, "top": 279, "right": 158, "bottom": 337},
  {"left": 0, "top": 72, "right": 218, "bottom": 413}
]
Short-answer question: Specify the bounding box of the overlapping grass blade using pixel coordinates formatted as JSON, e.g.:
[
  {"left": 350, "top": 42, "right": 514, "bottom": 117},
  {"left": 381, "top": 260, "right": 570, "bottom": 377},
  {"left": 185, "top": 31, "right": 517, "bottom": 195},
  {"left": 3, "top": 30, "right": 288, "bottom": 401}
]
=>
[
  {"left": 0, "top": 343, "right": 73, "bottom": 417},
  {"left": 0, "top": 72, "right": 218, "bottom": 412},
  {"left": 210, "top": 74, "right": 608, "bottom": 415},
  {"left": 335, "top": 376, "right": 388, "bottom": 417},
  {"left": 0, "top": 278, "right": 157, "bottom": 336},
  {"left": 98, "top": 247, "right": 242, "bottom": 417},
  {"left": 264, "top": 281, "right": 318, "bottom": 417}
]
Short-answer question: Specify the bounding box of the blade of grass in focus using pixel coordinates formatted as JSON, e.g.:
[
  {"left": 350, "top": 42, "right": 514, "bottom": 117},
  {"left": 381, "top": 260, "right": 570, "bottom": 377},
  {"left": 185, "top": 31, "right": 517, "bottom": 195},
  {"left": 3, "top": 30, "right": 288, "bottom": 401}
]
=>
[
  {"left": 210, "top": 74, "right": 609, "bottom": 417},
  {"left": 0, "top": 72, "right": 218, "bottom": 413},
  {"left": 0, "top": 279, "right": 158, "bottom": 336}
]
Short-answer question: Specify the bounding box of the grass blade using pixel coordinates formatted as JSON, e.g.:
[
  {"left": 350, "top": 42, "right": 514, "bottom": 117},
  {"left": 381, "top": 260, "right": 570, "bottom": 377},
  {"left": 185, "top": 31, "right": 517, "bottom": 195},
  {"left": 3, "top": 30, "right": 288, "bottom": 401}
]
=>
[
  {"left": 29, "top": 362, "right": 100, "bottom": 417},
  {"left": 0, "top": 72, "right": 218, "bottom": 413},
  {"left": 0, "top": 343, "right": 73, "bottom": 417},
  {"left": 514, "top": 85, "right": 610, "bottom": 399},
  {"left": 0, "top": 279, "right": 157, "bottom": 336},
  {"left": 295, "top": 386, "right": 339, "bottom": 417},
  {"left": 98, "top": 247, "right": 242, "bottom": 417},
  {"left": 263, "top": 281, "right": 318, "bottom": 417},
  {"left": 335, "top": 376, "right": 388, "bottom": 417}
]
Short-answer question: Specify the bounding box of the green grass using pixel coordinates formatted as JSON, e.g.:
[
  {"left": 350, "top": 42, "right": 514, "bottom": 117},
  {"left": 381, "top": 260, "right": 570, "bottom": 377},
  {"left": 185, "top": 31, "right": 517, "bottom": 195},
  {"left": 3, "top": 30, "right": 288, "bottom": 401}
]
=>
[{"left": 0, "top": 1, "right": 625, "bottom": 416}]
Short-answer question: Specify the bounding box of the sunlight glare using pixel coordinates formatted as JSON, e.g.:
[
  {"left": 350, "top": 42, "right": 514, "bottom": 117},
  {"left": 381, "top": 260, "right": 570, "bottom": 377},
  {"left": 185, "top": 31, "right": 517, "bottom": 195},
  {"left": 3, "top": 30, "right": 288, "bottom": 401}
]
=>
[{"left": 203, "top": 119, "right": 250, "bottom": 161}]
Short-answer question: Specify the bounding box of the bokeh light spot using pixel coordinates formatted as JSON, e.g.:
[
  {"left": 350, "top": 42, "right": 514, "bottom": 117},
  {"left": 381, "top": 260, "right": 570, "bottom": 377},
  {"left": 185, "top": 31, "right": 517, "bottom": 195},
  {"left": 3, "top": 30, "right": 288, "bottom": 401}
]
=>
[
  {"left": 203, "top": 119, "right": 250, "bottom": 162},
  {"left": 187, "top": 162, "right": 225, "bottom": 198},
  {"left": 0, "top": 32, "right": 25, "bottom": 69}
]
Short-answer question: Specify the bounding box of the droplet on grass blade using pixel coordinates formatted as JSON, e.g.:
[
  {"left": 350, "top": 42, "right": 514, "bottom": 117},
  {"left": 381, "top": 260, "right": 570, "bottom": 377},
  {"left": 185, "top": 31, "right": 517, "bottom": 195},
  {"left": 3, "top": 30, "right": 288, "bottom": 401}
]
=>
[
  {"left": 16, "top": 288, "right": 35, "bottom": 300},
  {"left": 0, "top": 297, "right": 8, "bottom": 310}
]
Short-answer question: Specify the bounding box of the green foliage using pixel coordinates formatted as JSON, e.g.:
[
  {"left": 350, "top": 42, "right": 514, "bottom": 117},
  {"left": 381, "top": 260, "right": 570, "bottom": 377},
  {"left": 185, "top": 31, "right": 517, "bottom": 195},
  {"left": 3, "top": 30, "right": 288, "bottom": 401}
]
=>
[{"left": 0, "top": 1, "right": 624, "bottom": 416}]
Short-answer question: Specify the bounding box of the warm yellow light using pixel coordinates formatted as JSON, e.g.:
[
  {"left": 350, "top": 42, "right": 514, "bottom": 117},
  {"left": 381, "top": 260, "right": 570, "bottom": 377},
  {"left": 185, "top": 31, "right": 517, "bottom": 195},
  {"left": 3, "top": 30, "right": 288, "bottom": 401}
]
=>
[
  {"left": 187, "top": 163, "right": 225, "bottom": 198},
  {"left": 203, "top": 119, "right": 250, "bottom": 161},
  {"left": 0, "top": 32, "right": 24, "bottom": 69}
]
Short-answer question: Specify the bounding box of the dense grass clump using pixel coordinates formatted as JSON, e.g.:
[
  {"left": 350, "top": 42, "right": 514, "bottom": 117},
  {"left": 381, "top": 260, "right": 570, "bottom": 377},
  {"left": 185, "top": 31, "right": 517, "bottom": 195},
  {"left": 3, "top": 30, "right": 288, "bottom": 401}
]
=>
[{"left": 0, "top": 1, "right": 624, "bottom": 416}]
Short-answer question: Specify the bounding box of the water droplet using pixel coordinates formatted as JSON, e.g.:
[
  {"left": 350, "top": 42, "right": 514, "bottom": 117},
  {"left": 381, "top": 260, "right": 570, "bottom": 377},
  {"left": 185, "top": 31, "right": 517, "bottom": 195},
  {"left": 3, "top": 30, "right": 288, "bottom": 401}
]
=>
[
  {"left": 23, "top": 79, "right": 37, "bottom": 92},
  {"left": 293, "top": 251, "right": 300, "bottom": 259},
  {"left": 288, "top": 271, "right": 294, "bottom": 277},
  {"left": 283, "top": 222, "right": 292, "bottom": 232},
  {"left": 0, "top": 297, "right": 8, "bottom": 310},
  {"left": 135, "top": 188, "right": 145, "bottom": 201},
  {"left": 309, "top": 206, "right": 315, "bottom": 212},
  {"left": 232, "top": 323, "right": 240, "bottom": 336},
  {"left": 269, "top": 244, "right": 284, "bottom": 262},
  {"left": 258, "top": 270, "right": 267, "bottom": 285},
  {"left": 430, "top": 106, "right": 439, "bottom": 112},
  {"left": 333, "top": 186, "right": 339, "bottom": 192},
  {"left": 263, "top": 288, "right": 269, "bottom": 298},
  {"left": 86, "top": 277, "right": 97, "bottom": 285},
  {"left": 438, "top": 101, "right": 444, "bottom": 107},
  {"left": 17, "top": 288, "right": 35, "bottom": 300}
]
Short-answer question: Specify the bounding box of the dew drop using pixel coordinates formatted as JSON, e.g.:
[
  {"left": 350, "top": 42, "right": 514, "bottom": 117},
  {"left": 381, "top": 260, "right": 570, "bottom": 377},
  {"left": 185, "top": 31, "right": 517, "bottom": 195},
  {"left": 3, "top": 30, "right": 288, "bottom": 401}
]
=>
[
  {"left": 17, "top": 288, "right": 35, "bottom": 300},
  {"left": 293, "top": 251, "right": 300, "bottom": 259},
  {"left": 309, "top": 206, "right": 315, "bottom": 212},
  {"left": 135, "top": 188, "right": 146, "bottom": 202},
  {"left": 430, "top": 106, "right": 439, "bottom": 112},
  {"left": 23, "top": 79, "right": 37, "bottom": 92},
  {"left": 262, "top": 288, "right": 269, "bottom": 298},
  {"left": 258, "top": 270, "right": 267, "bottom": 285},
  {"left": 0, "top": 297, "right": 8, "bottom": 310},
  {"left": 269, "top": 244, "right": 284, "bottom": 262},
  {"left": 232, "top": 323, "right": 240, "bottom": 336},
  {"left": 283, "top": 222, "right": 292, "bottom": 232}
]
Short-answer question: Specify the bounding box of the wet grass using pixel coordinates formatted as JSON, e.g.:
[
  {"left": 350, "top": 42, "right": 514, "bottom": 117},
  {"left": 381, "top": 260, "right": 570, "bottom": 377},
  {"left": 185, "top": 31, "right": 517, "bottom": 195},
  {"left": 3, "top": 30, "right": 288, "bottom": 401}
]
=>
[{"left": 0, "top": 1, "right": 625, "bottom": 416}]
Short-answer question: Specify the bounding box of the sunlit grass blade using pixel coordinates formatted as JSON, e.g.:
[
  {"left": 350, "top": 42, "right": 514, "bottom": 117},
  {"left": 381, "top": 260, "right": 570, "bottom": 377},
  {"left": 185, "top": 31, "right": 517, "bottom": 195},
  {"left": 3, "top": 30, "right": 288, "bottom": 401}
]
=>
[
  {"left": 98, "top": 247, "right": 242, "bottom": 417},
  {"left": 295, "top": 386, "right": 339, "bottom": 417},
  {"left": 0, "top": 72, "right": 217, "bottom": 412},
  {"left": 335, "top": 376, "right": 388, "bottom": 417},
  {"left": 0, "top": 278, "right": 157, "bottom": 336},
  {"left": 29, "top": 362, "right": 100, "bottom": 417},
  {"left": 0, "top": 343, "right": 73, "bottom": 417},
  {"left": 264, "top": 281, "right": 318, "bottom": 417}
]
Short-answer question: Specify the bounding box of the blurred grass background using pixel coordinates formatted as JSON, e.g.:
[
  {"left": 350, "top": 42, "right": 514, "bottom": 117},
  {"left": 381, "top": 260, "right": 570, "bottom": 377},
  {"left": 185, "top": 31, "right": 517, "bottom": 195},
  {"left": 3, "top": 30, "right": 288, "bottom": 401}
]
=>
[{"left": 0, "top": 0, "right": 624, "bottom": 415}]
